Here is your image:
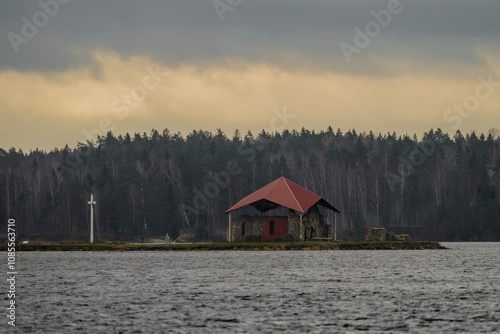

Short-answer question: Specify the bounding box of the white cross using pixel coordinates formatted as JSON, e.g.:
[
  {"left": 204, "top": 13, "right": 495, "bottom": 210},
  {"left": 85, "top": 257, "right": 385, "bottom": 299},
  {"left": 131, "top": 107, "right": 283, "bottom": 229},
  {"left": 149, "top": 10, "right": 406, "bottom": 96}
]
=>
[{"left": 88, "top": 193, "right": 96, "bottom": 243}]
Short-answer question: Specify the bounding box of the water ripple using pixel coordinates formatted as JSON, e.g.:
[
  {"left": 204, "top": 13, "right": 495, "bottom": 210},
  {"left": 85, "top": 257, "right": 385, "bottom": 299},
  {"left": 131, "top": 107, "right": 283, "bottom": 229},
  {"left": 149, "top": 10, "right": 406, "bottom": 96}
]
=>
[{"left": 14, "top": 242, "right": 500, "bottom": 333}]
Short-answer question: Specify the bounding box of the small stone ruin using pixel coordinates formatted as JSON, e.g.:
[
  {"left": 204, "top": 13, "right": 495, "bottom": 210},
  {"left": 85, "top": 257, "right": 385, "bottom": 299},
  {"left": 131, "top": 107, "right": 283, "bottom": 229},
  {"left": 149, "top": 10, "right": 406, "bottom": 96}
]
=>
[{"left": 365, "top": 227, "right": 411, "bottom": 242}]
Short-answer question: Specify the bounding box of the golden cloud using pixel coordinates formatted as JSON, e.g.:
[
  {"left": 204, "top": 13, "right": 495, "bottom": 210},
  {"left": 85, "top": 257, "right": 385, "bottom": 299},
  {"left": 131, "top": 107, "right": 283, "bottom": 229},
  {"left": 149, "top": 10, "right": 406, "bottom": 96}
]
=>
[{"left": 1, "top": 51, "right": 499, "bottom": 150}]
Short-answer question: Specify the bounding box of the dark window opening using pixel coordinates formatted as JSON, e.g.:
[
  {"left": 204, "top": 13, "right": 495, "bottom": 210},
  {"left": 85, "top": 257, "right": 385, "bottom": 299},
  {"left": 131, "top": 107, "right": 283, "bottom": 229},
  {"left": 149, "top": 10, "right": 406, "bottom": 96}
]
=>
[
  {"left": 269, "top": 220, "right": 275, "bottom": 235},
  {"left": 242, "top": 223, "right": 247, "bottom": 236}
]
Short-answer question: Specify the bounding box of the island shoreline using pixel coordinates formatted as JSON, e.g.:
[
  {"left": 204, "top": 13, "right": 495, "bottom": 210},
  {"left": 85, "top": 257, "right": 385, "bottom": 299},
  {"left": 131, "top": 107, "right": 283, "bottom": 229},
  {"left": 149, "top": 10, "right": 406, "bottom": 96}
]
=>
[{"left": 1, "top": 241, "right": 446, "bottom": 251}]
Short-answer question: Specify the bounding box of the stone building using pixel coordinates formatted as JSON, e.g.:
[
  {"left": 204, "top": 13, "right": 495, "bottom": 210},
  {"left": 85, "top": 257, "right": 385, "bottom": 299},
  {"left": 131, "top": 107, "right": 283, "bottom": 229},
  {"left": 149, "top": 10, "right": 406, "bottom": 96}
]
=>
[{"left": 226, "top": 177, "right": 340, "bottom": 242}]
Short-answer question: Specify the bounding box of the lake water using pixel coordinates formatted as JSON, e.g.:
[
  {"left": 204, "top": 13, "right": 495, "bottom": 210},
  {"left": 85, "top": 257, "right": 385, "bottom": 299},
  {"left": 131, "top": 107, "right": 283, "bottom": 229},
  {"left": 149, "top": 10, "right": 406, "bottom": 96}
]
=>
[{"left": 12, "top": 242, "right": 500, "bottom": 333}]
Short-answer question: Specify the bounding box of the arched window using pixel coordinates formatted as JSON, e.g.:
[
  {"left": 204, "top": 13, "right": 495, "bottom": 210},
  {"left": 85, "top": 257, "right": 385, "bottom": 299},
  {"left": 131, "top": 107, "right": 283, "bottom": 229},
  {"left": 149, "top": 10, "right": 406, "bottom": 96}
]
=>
[
  {"left": 242, "top": 223, "right": 247, "bottom": 236},
  {"left": 269, "top": 220, "right": 275, "bottom": 235}
]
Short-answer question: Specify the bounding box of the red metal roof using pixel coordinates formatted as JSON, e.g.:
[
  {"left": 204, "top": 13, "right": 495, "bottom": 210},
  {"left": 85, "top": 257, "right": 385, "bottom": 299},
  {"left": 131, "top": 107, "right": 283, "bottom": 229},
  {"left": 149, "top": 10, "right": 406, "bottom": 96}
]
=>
[{"left": 225, "top": 177, "right": 339, "bottom": 214}]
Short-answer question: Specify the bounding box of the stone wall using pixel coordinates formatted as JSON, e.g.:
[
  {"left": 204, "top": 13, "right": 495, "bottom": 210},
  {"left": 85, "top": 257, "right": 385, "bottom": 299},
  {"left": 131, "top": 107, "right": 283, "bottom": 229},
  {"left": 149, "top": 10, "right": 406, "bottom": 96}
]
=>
[
  {"left": 230, "top": 205, "right": 332, "bottom": 242},
  {"left": 287, "top": 210, "right": 301, "bottom": 241},
  {"left": 365, "top": 227, "right": 387, "bottom": 241},
  {"left": 288, "top": 205, "right": 330, "bottom": 241},
  {"left": 365, "top": 227, "right": 412, "bottom": 241},
  {"left": 302, "top": 205, "right": 329, "bottom": 240},
  {"left": 230, "top": 215, "right": 266, "bottom": 242}
]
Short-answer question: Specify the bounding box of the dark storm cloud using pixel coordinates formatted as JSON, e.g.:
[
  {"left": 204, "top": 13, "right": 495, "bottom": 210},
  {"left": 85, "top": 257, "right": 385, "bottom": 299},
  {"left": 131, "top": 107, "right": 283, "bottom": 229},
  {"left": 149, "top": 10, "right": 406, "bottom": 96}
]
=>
[{"left": 1, "top": 0, "right": 499, "bottom": 73}]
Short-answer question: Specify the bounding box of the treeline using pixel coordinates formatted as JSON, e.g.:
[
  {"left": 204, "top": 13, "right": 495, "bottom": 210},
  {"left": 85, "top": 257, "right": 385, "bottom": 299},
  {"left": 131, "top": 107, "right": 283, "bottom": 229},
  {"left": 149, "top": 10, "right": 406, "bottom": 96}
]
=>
[{"left": 1, "top": 127, "right": 499, "bottom": 241}]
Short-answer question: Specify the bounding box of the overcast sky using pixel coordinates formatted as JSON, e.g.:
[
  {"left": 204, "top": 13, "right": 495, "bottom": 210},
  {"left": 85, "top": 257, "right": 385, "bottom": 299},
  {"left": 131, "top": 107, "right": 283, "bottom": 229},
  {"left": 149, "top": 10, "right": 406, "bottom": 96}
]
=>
[{"left": 1, "top": 0, "right": 499, "bottom": 151}]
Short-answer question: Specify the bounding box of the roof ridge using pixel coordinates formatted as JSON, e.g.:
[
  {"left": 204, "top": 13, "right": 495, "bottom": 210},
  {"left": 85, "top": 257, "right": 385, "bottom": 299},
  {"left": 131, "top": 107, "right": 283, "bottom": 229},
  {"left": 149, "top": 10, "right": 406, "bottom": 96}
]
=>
[
  {"left": 282, "top": 177, "right": 304, "bottom": 212},
  {"left": 262, "top": 177, "right": 280, "bottom": 198}
]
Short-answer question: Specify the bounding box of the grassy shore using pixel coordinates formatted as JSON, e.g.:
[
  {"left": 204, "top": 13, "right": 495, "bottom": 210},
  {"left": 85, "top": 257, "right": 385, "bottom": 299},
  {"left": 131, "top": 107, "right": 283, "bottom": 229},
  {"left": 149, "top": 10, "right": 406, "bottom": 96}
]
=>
[{"left": 2, "top": 241, "right": 446, "bottom": 251}]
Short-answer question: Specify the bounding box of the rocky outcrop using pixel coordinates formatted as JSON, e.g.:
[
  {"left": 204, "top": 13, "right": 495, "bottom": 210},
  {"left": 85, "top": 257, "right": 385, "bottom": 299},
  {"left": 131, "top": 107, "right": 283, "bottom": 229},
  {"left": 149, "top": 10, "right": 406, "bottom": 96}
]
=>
[{"left": 365, "top": 227, "right": 411, "bottom": 242}]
